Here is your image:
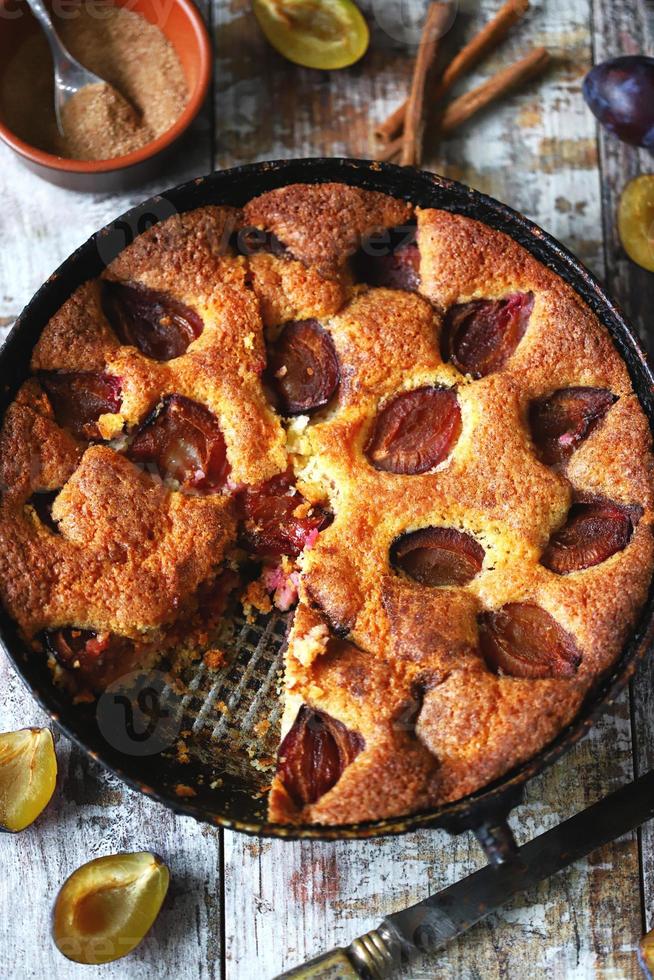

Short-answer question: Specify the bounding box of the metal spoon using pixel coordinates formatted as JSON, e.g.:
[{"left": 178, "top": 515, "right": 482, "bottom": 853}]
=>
[{"left": 24, "top": 0, "right": 112, "bottom": 136}]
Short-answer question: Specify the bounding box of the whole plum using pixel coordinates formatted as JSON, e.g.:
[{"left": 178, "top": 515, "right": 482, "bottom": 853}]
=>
[{"left": 583, "top": 56, "right": 654, "bottom": 148}]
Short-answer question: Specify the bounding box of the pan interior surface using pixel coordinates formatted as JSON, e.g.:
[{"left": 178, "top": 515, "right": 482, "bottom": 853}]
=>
[{"left": 2, "top": 159, "right": 654, "bottom": 840}]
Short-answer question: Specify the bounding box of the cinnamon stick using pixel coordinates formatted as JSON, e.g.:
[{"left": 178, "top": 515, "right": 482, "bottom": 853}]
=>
[
  {"left": 439, "top": 46, "right": 550, "bottom": 134},
  {"left": 376, "top": 46, "right": 550, "bottom": 163},
  {"left": 376, "top": 0, "right": 530, "bottom": 144},
  {"left": 401, "top": 3, "right": 452, "bottom": 167}
]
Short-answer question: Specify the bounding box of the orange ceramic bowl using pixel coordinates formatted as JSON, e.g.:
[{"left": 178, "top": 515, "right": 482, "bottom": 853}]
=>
[{"left": 0, "top": 0, "right": 212, "bottom": 191}]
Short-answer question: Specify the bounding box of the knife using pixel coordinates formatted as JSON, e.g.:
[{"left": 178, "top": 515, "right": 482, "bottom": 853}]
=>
[{"left": 275, "top": 770, "right": 654, "bottom": 979}]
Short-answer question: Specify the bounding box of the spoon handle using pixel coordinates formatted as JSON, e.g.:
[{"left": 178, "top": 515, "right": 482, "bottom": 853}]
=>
[
  {"left": 24, "top": 0, "right": 77, "bottom": 133},
  {"left": 24, "top": 0, "right": 67, "bottom": 58}
]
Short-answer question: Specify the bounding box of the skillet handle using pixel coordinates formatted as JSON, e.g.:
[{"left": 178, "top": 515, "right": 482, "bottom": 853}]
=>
[
  {"left": 273, "top": 819, "right": 521, "bottom": 978},
  {"left": 474, "top": 816, "right": 519, "bottom": 865}
]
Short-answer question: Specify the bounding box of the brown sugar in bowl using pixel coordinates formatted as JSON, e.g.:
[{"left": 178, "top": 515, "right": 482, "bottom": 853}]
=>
[{"left": 0, "top": 0, "right": 211, "bottom": 192}]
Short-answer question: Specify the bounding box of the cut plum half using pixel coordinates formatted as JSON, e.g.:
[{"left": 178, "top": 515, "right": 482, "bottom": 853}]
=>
[
  {"left": 351, "top": 225, "right": 420, "bottom": 291},
  {"left": 267, "top": 319, "right": 340, "bottom": 415},
  {"left": 127, "top": 394, "right": 230, "bottom": 493},
  {"left": 102, "top": 281, "right": 203, "bottom": 362},
  {"left": 640, "top": 927, "right": 654, "bottom": 980},
  {"left": 365, "top": 386, "right": 461, "bottom": 474},
  {"left": 479, "top": 603, "right": 582, "bottom": 679},
  {"left": 541, "top": 500, "right": 634, "bottom": 574},
  {"left": 40, "top": 371, "right": 122, "bottom": 441},
  {"left": 52, "top": 852, "right": 170, "bottom": 965},
  {"left": 238, "top": 472, "right": 331, "bottom": 558},
  {"left": 0, "top": 728, "right": 57, "bottom": 833},
  {"left": 253, "top": 0, "right": 369, "bottom": 70},
  {"left": 529, "top": 387, "right": 616, "bottom": 466},
  {"left": 277, "top": 704, "right": 364, "bottom": 807},
  {"left": 441, "top": 292, "right": 534, "bottom": 378},
  {"left": 618, "top": 175, "right": 654, "bottom": 272},
  {"left": 391, "top": 526, "right": 485, "bottom": 586},
  {"left": 43, "top": 628, "right": 136, "bottom": 692}
]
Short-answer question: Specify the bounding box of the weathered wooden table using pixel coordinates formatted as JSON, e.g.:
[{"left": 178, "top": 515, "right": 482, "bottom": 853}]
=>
[{"left": 1, "top": 1, "right": 653, "bottom": 977}]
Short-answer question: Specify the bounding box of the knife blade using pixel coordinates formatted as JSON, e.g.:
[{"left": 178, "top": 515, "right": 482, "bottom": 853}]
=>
[{"left": 275, "top": 770, "right": 654, "bottom": 979}]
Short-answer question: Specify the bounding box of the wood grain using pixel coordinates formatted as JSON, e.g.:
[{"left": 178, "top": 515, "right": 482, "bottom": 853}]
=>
[
  {"left": 591, "top": 0, "right": 654, "bottom": 356},
  {"left": 0, "top": 0, "right": 653, "bottom": 977},
  {"left": 590, "top": 0, "right": 654, "bottom": 939},
  {"left": 0, "top": 653, "right": 224, "bottom": 980},
  {"left": 0, "top": 5, "right": 224, "bottom": 980}
]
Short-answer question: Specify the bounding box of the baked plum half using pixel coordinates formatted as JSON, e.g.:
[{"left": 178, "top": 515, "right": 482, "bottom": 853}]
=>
[
  {"left": 267, "top": 319, "right": 339, "bottom": 415},
  {"left": 102, "top": 281, "right": 203, "bottom": 361},
  {"left": 351, "top": 225, "right": 420, "bottom": 291},
  {"left": 391, "top": 527, "right": 484, "bottom": 586},
  {"left": 43, "top": 628, "right": 137, "bottom": 692},
  {"left": 479, "top": 603, "right": 581, "bottom": 679},
  {"left": 441, "top": 292, "right": 534, "bottom": 378},
  {"left": 541, "top": 500, "right": 634, "bottom": 574},
  {"left": 127, "top": 394, "right": 230, "bottom": 493},
  {"left": 40, "top": 371, "right": 122, "bottom": 441},
  {"left": 366, "top": 386, "right": 461, "bottom": 474},
  {"left": 529, "top": 387, "right": 616, "bottom": 466},
  {"left": 238, "top": 473, "right": 331, "bottom": 558},
  {"left": 277, "top": 704, "right": 364, "bottom": 807}
]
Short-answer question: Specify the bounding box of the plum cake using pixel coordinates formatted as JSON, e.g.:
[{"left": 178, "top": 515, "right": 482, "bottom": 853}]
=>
[{"left": 1, "top": 182, "right": 653, "bottom": 826}]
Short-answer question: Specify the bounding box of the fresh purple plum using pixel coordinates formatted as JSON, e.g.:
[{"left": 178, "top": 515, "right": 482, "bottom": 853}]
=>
[{"left": 583, "top": 56, "right": 654, "bottom": 148}]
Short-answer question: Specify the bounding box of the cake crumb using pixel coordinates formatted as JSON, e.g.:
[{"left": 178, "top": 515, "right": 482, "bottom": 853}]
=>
[
  {"left": 204, "top": 648, "right": 227, "bottom": 670},
  {"left": 96, "top": 411, "right": 125, "bottom": 441},
  {"left": 174, "top": 783, "right": 197, "bottom": 798},
  {"left": 295, "top": 479, "right": 329, "bottom": 506},
  {"left": 254, "top": 718, "right": 271, "bottom": 738},
  {"left": 293, "top": 622, "right": 330, "bottom": 667},
  {"left": 242, "top": 579, "right": 273, "bottom": 618},
  {"left": 292, "top": 499, "right": 312, "bottom": 519}
]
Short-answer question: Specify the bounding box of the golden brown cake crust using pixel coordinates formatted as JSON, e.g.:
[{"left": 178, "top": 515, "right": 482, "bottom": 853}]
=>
[
  {"left": 0, "top": 444, "right": 234, "bottom": 640},
  {"left": 242, "top": 182, "right": 413, "bottom": 272},
  {"left": 1, "top": 182, "right": 652, "bottom": 827}
]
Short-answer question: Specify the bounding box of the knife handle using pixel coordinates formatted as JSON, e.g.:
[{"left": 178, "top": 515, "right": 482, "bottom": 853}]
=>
[
  {"left": 275, "top": 818, "right": 520, "bottom": 977},
  {"left": 274, "top": 925, "right": 403, "bottom": 979}
]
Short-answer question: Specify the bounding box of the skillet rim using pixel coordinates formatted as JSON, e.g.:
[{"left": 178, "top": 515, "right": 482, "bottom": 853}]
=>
[{"left": 1, "top": 157, "right": 653, "bottom": 842}]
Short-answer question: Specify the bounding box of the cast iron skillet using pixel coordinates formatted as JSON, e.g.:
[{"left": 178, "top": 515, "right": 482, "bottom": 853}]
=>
[{"left": 2, "top": 158, "right": 653, "bottom": 860}]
